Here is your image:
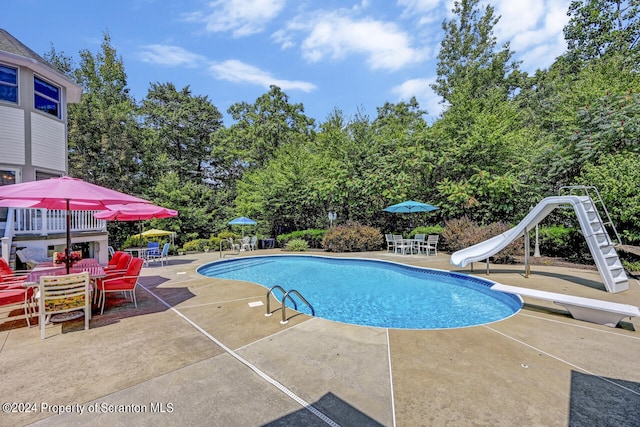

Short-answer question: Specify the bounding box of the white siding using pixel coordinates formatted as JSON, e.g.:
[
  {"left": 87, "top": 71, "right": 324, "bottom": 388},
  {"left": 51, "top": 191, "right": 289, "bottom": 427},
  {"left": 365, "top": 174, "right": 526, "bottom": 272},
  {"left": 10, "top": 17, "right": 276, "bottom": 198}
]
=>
[
  {"left": 0, "top": 106, "right": 25, "bottom": 163},
  {"left": 31, "top": 112, "right": 65, "bottom": 170}
]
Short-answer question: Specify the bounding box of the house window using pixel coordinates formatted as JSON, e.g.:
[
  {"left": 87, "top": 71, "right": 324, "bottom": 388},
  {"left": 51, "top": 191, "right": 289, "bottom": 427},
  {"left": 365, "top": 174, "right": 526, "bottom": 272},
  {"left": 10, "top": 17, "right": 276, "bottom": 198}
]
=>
[
  {"left": 0, "top": 169, "right": 17, "bottom": 186},
  {"left": 34, "top": 76, "right": 60, "bottom": 118},
  {"left": 0, "top": 64, "right": 18, "bottom": 103},
  {"left": 36, "top": 171, "right": 62, "bottom": 181}
]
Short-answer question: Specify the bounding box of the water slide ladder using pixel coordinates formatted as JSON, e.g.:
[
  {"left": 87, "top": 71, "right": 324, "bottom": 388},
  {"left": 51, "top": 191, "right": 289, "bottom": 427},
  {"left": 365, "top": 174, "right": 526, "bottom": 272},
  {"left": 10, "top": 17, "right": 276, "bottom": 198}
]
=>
[
  {"left": 558, "top": 186, "right": 627, "bottom": 293},
  {"left": 265, "top": 285, "right": 315, "bottom": 324},
  {"left": 559, "top": 186, "right": 622, "bottom": 245}
]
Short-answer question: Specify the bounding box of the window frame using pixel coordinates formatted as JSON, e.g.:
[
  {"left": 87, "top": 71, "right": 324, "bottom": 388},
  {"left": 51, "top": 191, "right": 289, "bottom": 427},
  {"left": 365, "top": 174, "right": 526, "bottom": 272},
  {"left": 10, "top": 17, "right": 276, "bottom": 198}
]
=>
[
  {"left": 34, "top": 74, "right": 61, "bottom": 119},
  {"left": 0, "top": 63, "right": 19, "bottom": 104},
  {"left": 0, "top": 167, "right": 21, "bottom": 186}
]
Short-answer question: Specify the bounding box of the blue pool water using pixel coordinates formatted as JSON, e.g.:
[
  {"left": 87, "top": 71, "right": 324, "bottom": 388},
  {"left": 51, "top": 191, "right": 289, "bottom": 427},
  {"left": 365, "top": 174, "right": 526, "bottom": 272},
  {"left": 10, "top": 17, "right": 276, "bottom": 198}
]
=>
[{"left": 197, "top": 255, "right": 522, "bottom": 330}]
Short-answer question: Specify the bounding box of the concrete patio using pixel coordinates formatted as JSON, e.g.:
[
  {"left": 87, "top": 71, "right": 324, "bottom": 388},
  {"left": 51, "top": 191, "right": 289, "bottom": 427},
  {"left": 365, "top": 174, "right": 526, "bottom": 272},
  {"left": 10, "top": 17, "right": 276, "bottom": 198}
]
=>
[{"left": 0, "top": 249, "right": 639, "bottom": 426}]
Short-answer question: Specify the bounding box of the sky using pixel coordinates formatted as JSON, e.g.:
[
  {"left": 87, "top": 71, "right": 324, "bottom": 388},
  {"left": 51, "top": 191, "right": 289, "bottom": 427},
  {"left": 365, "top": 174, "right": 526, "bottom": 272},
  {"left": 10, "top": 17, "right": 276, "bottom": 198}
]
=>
[{"left": 3, "top": 0, "right": 571, "bottom": 125}]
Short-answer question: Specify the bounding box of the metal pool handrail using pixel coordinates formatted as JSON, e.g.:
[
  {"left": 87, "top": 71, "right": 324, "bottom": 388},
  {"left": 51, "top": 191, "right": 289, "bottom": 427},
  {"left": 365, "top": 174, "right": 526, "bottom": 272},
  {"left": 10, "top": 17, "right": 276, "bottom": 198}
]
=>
[
  {"left": 281, "top": 289, "right": 314, "bottom": 324},
  {"left": 265, "top": 285, "right": 297, "bottom": 316}
]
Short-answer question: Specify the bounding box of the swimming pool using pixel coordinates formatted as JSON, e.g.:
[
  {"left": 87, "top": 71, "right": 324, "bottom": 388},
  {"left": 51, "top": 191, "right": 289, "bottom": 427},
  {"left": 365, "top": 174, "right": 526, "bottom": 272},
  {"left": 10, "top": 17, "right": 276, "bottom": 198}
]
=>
[{"left": 197, "top": 255, "right": 522, "bottom": 329}]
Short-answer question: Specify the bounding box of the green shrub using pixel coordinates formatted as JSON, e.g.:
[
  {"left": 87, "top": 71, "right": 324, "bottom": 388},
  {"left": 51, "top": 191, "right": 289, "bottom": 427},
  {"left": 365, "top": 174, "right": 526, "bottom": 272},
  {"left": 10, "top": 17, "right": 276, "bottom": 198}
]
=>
[
  {"left": 410, "top": 225, "right": 445, "bottom": 237},
  {"left": 322, "top": 222, "right": 383, "bottom": 252},
  {"left": 285, "top": 239, "right": 308, "bottom": 252},
  {"left": 537, "top": 225, "right": 574, "bottom": 257},
  {"left": 208, "top": 235, "right": 223, "bottom": 250},
  {"left": 442, "top": 217, "right": 521, "bottom": 263},
  {"left": 622, "top": 259, "right": 640, "bottom": 273},
  {"left": 277, "top": 229, "right": 326, "bottom": 248},
  {"left": 182, "top": 238, "right": 210, "bottom": 252}
]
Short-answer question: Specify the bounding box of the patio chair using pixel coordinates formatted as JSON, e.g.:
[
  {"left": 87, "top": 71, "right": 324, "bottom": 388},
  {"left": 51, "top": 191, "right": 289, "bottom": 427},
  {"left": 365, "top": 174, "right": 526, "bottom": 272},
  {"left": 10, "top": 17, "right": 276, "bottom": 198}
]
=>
[
  {"left": 249, "top": 236, "right": 258, "bottom": 251},
  {"left": 385, "top": 234, "right": 396, "bottom": 253},
  {"left": 39, "top": 271, "right": 91, "bottom": 339},
  {"left": 421, "top": 235, "right": 439, "bottom": 256},
  {"left": 108, "top": 246, "right": 115, "bottom": 257},
  {"left": 103, "top": 252, "right": 132, "bottom": 276},
  {"left": 146, "top": 242, "right": 160, "bottom": 258},
  {"left": 240, "top": 236, "right": 251, "bottom": 251},
  {"left": 95, "top": 257, "right": 144, "bottom": 315},
  {"left": 0, "top": 283, "right": 36, "bottom": 327},
  {"left": 147, "top": 243, "right": 170, "bottom": 265},
  {"left": 228, "top": 238, "right": 240, "bottom": 252},
  {"left": 0, "top": 258, "right": 30, "bottom": 286},
  {"left": 16, "top": 248, "right": 50, "bottom": 269}
]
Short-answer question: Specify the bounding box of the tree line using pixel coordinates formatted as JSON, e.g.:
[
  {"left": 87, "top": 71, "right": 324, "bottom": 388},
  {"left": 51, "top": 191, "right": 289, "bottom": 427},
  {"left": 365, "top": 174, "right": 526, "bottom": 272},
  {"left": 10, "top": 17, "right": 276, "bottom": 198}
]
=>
[{"left": 46, "top": 0, "right": 640, "bottom": 248}]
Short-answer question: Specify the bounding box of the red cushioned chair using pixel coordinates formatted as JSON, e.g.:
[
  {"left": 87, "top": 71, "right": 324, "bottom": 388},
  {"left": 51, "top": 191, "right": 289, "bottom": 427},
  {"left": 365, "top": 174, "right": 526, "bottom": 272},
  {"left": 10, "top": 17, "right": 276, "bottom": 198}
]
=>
[
  {"left": 103, "top": 251, "right": 130, "bottom": 274},
  {"left": 95, "top": 257, "right": 144, "bottom": 314},
  {"left": 0, "top": 284, "right": 35, "bottom": 327},
  {"left": 0, "top": 258, "right": 30, "bottom": 287}
]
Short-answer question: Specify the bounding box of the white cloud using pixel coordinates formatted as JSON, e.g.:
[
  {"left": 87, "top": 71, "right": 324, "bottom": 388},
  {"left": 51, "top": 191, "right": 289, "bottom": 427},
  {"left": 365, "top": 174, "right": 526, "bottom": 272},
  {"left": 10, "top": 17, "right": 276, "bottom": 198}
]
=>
[
  {"left": 492, "top": 0, "right": 569, "bottom": 71},
  {"left": 184, "top": 0, "right": 286, "bottom": 37},
  {"left": 208, "top": 59, "right": 317, "bottom": 92},
  {"left": 391, "top": 77, "right": 443, "bottom": 119},
  {"left": 279, "top": 11, "right": 424, "bottom": 72},
  {"left": 139, "top": 45, "right": 207, "bottom": 67},
  {"left": 397, "top": 0, "right": 443, "bottom": 24}
]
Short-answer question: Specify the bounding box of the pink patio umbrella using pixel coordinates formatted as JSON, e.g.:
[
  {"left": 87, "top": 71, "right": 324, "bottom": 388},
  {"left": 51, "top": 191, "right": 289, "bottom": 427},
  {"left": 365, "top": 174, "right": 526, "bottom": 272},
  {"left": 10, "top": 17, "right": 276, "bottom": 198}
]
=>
[
  {"left": 94, "top": 203, "right": 178, "bottom": 252},
  {"left": 0, "top": 176, "right": 151, "bottom": 273}
]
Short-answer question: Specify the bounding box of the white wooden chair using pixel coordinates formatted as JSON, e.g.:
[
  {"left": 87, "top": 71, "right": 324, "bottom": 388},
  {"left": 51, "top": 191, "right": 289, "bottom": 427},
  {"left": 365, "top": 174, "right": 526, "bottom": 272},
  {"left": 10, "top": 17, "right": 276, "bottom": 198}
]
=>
[{"left": 39, "top": 272, "right": 91, "bottom": 339}]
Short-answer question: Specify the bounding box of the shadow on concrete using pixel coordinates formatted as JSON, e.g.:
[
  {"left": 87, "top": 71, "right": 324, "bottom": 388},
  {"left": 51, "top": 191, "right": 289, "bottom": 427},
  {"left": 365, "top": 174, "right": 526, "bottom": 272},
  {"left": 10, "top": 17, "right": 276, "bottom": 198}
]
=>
[
  {"left": 458, "top": 267, "right": 607, "bottom": 291},
  {"left": 62, "top": 275, "right": 196, "bottom": 332},
  {"left": 144, "top": 257, "right": 201, "bottom": 267},
  {"left": 569, "top": 370, "right": 640, "bottom": 427},
  {"left": 262, "top": 392, "right": 384, "bottom": 427}
]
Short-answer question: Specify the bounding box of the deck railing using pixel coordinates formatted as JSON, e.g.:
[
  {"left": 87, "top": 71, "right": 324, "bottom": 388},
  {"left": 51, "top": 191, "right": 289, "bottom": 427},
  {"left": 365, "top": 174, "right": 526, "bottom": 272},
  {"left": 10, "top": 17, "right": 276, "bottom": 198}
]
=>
[{"left": 10, "top": 208, "right": 106, "bottom": 236}]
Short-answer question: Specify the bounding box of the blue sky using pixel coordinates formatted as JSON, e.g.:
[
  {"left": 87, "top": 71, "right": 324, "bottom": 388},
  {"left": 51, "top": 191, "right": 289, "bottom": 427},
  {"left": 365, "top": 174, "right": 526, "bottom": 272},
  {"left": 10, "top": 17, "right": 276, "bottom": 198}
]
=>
[{"left": 4, "top": 0, "right": 570, "bottom": 125}]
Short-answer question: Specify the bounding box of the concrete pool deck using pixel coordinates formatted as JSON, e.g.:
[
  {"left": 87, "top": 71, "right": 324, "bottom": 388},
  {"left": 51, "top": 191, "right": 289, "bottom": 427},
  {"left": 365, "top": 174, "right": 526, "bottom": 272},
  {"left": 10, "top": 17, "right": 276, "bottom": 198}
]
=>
[{"left": 1, "top": 250, "right": 639, "bottom": 426}]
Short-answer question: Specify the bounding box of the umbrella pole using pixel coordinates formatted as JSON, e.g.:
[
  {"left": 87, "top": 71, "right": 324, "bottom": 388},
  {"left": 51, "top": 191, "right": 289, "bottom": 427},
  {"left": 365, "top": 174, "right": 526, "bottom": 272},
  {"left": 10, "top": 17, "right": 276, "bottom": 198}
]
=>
[
  {"left": 138, "top": 218, "right": 143, "bottom": 256},
  {"left": 65, "top": 199, "right": 71, "bottom": 274}
]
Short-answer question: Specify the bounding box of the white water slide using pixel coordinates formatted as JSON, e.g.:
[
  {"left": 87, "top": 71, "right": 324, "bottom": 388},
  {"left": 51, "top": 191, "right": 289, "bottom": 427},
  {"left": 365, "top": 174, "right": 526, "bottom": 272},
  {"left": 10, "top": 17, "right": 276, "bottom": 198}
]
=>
[{"left": 450, "top": 195, "right": 629, "bottom": 293}]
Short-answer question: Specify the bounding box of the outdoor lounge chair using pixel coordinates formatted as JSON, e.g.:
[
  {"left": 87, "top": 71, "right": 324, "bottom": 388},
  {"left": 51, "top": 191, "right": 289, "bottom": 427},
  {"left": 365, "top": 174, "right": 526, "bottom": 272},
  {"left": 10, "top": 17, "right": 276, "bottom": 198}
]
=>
[
  {"left": 16, "top": 247, "right": 50, "bottom": 269},
  {"left": 39, "top": 271, "right": 91, "bottom": 339}
]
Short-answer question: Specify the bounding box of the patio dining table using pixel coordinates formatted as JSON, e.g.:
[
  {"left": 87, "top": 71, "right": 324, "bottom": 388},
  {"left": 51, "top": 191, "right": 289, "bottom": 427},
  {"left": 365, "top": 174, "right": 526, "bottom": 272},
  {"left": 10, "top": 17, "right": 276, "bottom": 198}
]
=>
[
  {"left": 124, "top": 247, "right": 149, "bottom": 259},
  {"left": 25, "top": 260, "right": 106, "bottom": 322}
]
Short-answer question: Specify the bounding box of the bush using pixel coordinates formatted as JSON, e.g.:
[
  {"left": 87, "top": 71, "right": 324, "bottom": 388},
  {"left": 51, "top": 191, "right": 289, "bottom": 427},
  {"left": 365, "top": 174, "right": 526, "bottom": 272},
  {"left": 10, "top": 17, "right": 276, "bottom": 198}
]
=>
[
  {"left": 285, "top": 239, "right": 308, "bottom": 252},
  {"left": 537, "top": 225, "right": 573, "bottom": 257},
  {"left": 322, "top": 222, "right": 384, "bottom": 252},
  {"left": 442, "top": 217, "right": 521, "bottom": 263},
  {"left": 410, "top": 225, "right": 445, "bottom": 237},
  {"left": 277, "top": 229, "right": 326, "bottom": 248},
  {"left": 182, "top": 238, "right": 210, "bottom": 252}
]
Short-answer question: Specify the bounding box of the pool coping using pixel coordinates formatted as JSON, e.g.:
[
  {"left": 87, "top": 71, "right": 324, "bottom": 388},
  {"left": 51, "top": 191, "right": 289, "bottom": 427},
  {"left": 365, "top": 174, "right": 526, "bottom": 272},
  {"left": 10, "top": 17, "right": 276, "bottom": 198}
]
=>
[{"left": 1, "top": 249, "right": 639, "bottom": 426}]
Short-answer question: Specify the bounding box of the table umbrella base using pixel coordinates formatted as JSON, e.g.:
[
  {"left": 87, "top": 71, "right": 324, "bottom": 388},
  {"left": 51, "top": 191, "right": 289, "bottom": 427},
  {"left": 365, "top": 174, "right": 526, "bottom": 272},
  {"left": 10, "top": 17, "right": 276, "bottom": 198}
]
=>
[{"left": 49, "top": 311, "right": 84, "bottom": 323}]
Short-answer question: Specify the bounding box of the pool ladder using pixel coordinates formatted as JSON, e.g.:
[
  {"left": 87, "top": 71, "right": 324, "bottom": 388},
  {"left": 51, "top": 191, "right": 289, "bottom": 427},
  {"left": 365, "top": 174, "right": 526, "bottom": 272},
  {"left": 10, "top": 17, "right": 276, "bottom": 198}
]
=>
[{"left": 265, "top": 285, "right": 315, "bottom": 324}]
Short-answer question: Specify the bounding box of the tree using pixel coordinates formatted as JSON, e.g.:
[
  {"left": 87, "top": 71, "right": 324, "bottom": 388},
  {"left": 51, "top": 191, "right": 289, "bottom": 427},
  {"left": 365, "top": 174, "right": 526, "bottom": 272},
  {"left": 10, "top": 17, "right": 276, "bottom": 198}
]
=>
[
  {"left": 140, "top": 82, "right": 223, "bottom": 185},
  {"left": 431, "top": 0, "right": 520, "bottom": 105},
  {"left": 66, "top": 32, "right": 143, "bottom": 195},
  {"left": 564, "top": 0, "right": 640, "bottom": 62},
  {"left": 224, "top": 85, "right": 316, "bottom": 170}
]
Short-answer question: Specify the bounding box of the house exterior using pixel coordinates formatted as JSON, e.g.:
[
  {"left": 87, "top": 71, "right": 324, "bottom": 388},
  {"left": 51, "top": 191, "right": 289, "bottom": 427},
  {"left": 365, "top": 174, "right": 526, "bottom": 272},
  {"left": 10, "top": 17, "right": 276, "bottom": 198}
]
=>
[{"left": 0, "top": 28, "right": 108, "bottom": 267}]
